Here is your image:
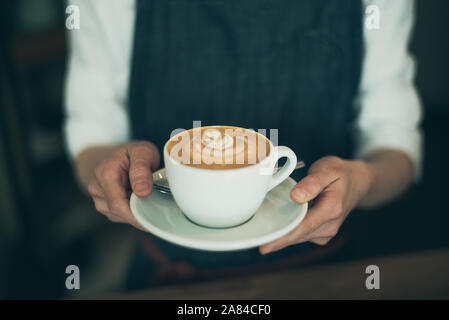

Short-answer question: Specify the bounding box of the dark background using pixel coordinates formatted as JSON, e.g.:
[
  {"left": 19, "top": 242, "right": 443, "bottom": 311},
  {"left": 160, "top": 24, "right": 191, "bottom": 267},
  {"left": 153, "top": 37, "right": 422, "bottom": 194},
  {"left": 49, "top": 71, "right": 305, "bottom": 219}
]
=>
[{"left": 0, "top": 0, "right": 448, "bottom": 299}]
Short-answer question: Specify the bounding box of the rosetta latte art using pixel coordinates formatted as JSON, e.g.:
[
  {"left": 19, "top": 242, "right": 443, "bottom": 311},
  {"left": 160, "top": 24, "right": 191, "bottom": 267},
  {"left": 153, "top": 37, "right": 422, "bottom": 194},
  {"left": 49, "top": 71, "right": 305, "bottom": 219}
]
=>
[{"left": 193, "top": 129, "right": 246, "bottom": 165}]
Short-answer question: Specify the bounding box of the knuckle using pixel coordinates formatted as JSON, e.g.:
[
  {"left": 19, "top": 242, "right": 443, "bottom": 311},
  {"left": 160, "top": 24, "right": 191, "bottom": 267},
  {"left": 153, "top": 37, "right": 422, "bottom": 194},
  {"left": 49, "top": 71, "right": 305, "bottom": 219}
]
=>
[
  {"left": 330, "top": 202, "right": 344, "bottom": 219},
  {"left": 311, "top": 156, "right": 340, "bottom": 169},
  {"left": 95, "top": 159, "right": 118, "bottom": 180},
  {"left": 87, "top": 182, "right": 97, "bottom": 196},
  {"left": 93, "top": 201, "right": 106, "bottom": 214},
  {"left": 130, "top": 164, "right": 149, "bottom": 178},
  {"left": 112, "top": 152, "right": 128, "bottom": 167},
  {"left": 314, "top": 157, "right": 344, "bottom": 177},
  {"left": 115, "top": 146, "right": 128, "bottom": 158},
  {"left": 102, "top": 171, "right": 117, "bottom": 183},
  {"left": 132, "top": 143, "right": 153, "bottom": 157},
  {"left": 108, "top": 200, "right": 123, "bottom": 215},
  {"left": 94, "top": 165, "right": 104, "bottom": 180},
  {"left": 325, "top": 156, "right": 343, "bottom": 166},
  {"left": 102, "top": 165, "right": 120, "bottom": 181}
]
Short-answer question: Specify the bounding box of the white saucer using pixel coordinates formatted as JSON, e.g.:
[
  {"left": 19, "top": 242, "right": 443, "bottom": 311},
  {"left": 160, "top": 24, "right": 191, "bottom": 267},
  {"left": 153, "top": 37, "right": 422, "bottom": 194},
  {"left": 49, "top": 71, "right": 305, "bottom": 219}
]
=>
[{"left": 130, "top": 177, "right": 308, "bottom": 252}]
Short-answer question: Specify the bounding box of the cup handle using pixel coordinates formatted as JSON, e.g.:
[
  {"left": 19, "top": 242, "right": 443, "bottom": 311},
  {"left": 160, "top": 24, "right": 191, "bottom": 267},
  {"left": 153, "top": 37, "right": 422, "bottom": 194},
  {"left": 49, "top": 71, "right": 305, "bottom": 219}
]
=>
[{"left": 268, "top": 146, "right": 298, "bottom": 191}]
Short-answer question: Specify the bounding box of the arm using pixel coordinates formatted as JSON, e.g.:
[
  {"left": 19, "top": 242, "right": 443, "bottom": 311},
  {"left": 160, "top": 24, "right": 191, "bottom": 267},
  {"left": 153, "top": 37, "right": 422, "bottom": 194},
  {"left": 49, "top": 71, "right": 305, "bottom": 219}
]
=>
[
  {"left": 64, "top": 0, "right": 160, "bottom": 230},
  {"left": 64, "top": 0, "right": 136, "bottom": 160},
  {"left": 357, "top": 148, "right": 414, "bottom": 209},
  {"left": 355, "top": 0, "right": 422, "bottom": 207},
  {"left": 260, "top": 150, "right": 413, "bottom": 253},
  {"left": 260, "top": 0, "right": 422, "bottom": 254}
]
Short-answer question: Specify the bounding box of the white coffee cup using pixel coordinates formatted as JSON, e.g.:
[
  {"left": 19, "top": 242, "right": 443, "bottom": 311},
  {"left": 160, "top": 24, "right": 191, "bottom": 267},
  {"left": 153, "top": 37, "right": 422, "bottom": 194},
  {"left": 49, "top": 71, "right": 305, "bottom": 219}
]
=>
[{"left": 163, "top": 132, "right": 297, "bottom": 228}]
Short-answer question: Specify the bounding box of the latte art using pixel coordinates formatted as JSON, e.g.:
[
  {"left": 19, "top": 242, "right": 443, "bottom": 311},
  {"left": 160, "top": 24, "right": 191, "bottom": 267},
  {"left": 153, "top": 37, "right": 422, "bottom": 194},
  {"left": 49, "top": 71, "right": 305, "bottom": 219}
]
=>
[
  {"left": 202, "top": 129, "right": 232, "bottom": 149},
  {"left": 195, "top": 129, "right": 236, "bottom": 153},
  {"left": 193, "top": 129, "right": 246, "bottom": 165},
  {"left": 167, "top": 126, "right": 271, "bottom": 169}
]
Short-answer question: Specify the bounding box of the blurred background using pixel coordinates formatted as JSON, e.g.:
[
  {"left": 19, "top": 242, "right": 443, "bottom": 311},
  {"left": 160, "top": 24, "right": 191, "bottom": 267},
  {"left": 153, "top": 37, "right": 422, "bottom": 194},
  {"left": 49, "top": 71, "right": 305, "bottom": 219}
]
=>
[{"left": 0, "top": 0, "right": 448, "bottom": 299}]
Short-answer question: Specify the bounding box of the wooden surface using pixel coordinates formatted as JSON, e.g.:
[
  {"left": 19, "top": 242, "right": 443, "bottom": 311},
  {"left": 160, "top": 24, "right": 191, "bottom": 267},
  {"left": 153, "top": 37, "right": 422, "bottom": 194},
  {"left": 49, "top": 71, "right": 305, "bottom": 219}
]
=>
[{"left": 107, "top": 248, "right": 449, "bottom": 299}]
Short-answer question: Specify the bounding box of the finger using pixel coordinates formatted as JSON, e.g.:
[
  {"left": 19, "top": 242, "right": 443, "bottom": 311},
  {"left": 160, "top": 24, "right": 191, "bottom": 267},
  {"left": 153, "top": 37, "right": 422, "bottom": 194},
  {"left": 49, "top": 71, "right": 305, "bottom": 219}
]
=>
[
  {"left": 260, "top": 189, "right": 343, "bottom": 254},
  {"left": 289, "top": 189, "right": 343, "bottom": 237},
  {"left": 105, "top": 213, "right": 128, "bottom": 224},
  {"left": 305, "top": 219, "right": 340, "bottom": 241},
  {"left": 290, "top": 169, "right": 340, "bottom": 204},
  {"left": 88, "top": 179, "right": 104, "bottom": 198},
  {"left": 98, "top": 179, "right": 148, "bottom": 231},
  {"left": 96, "top": 163, "right": 135, "bottom": 221},
  {"left": 92, "top": 196, "right": 109, "bottom": 213},
  {"left": 94, "top": 156, "right": 149, "bottom": 232},
  {"left": 310, "top": 237, "right": 332, "bottom": 246},
  {"left": 92, "top": 196, "right": 127, "bottom": 223},
  {"left": 128, "top": 143, "right": 156, "bottom": 197}
]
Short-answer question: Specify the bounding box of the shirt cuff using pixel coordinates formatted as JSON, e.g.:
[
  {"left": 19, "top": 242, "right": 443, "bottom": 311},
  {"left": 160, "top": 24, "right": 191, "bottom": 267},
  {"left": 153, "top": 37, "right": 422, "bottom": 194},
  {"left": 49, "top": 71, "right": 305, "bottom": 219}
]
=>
[
  {"left": 354, "top": 125, "right": 423, "bottom": 182},
  {"left": 64, "top": 116, "right": 130, "bottom": 159}
]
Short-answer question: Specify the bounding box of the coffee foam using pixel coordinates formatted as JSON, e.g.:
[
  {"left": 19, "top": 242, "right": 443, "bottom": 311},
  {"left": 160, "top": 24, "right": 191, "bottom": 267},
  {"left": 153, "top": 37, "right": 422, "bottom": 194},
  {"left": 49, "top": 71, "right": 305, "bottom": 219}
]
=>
[{"left": 167, "top": 126, "right": 270, "bottom": 169}]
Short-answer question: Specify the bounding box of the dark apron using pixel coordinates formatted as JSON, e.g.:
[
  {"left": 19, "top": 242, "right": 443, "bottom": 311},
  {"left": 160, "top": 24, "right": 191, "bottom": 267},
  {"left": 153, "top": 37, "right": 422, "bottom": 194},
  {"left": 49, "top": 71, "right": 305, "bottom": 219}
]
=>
[{"left": 126, "top": 0, "right": 362, "bottom": 288}]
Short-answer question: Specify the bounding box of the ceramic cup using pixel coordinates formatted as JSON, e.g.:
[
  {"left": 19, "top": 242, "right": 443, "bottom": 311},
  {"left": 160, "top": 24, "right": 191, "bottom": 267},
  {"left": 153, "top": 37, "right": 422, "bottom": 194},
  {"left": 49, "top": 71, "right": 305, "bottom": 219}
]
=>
[{"left": 163, "top": 130, "right": 297, "bottom": 228}]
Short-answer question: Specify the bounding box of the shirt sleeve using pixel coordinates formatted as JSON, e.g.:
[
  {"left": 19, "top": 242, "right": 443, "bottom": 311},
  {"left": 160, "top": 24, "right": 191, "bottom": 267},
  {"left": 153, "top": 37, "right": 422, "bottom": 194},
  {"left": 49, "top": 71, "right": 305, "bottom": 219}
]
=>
[
  {"left": 355, "top": 0, "right": 423, "bottom": 180},
  {"left": 63, "top": 0, "right": 135, "bottom": 158}
]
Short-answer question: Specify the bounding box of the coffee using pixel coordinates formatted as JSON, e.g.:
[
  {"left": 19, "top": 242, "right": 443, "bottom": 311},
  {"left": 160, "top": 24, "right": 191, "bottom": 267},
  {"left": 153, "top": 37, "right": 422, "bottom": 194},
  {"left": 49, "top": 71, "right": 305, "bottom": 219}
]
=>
[
  {"left": 166, "top": 126, "right": 271, "bottom": 169},
  {"left": 164, "top": 126, "right": 297, "bottom": 228}
]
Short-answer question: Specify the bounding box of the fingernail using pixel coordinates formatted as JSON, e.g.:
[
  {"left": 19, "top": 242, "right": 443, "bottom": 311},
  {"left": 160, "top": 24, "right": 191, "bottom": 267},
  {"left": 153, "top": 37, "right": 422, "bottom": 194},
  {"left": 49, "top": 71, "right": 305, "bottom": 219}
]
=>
[
  {"left": 293, "top": 189, "right": 307, "bottom": 202},
  {"left": 135, "top": 182, "right": 149, "bottom": 193}
]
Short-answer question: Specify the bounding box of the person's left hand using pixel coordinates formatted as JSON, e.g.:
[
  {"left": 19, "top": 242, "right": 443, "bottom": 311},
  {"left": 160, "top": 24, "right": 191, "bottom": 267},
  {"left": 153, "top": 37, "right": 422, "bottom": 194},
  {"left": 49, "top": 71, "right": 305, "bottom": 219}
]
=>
[{"left": 259, "top": 156, "right": 375, "bottom": 254}]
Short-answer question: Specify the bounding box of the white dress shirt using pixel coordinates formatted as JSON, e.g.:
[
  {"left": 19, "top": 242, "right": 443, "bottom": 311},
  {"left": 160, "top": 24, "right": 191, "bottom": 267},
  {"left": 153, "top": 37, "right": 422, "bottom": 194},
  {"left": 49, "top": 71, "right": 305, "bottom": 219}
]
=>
[{"left": 64, "top": 0, "right": 423, "bottom": 178}]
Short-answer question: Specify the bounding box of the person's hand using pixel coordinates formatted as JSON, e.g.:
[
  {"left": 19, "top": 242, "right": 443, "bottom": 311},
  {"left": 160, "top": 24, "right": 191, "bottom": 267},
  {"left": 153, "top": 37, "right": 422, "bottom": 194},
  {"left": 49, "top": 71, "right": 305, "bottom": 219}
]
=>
[
  {"left": 260, "top": 156, "right": 375, "bottom": 254},
  {"left": 86, "top": 141, "right": 160, "bottom": 231}
]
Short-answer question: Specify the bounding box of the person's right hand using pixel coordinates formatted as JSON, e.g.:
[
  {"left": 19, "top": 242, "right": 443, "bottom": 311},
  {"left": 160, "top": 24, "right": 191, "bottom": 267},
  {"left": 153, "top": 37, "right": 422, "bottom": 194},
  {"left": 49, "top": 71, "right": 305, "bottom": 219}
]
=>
[{"left": 86, "top": 141, "right": 160, "bottom": 231}]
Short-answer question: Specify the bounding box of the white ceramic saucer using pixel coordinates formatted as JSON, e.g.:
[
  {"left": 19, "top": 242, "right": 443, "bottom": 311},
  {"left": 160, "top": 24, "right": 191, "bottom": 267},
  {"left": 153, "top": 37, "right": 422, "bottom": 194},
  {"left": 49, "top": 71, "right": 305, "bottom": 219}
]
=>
[{"left": 130, "top": 177, "right": 308, "bottom": 252}]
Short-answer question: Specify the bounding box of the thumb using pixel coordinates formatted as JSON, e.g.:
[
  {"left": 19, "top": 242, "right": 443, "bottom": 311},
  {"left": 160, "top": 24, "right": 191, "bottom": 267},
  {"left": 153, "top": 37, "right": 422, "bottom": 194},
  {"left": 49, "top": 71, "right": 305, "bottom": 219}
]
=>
[
  {"left": 128, "top": 143, "right": 156, "bottom": 197},
  {"left": 290, "top": 170, "right": 339, "bottom": 204}
]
